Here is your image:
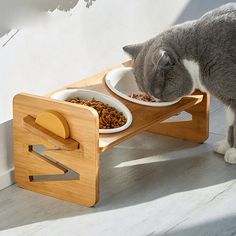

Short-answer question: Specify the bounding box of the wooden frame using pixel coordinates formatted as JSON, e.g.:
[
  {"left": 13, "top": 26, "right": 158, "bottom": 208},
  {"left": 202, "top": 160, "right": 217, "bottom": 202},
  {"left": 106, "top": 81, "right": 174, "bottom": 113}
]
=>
[
  {"left": 13, "top": 61, "right": 210, "bottom": 206},
  {"left": 148, "top": 90, "right": 210, "bottom": 143},
  {"left": 13, "top": 94, "right": 99, "bottom": 206}
]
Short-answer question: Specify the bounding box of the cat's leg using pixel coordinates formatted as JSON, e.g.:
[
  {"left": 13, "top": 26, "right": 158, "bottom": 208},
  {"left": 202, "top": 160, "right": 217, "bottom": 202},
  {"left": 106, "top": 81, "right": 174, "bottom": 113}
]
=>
[
  {"left": 224, "top": 106, "right": 236, "bottom": 164},
  {"left": 213, "top": 106, "right": 232, "bottom": 155},
  {"left": 213, "top": 139, "right": 230, "bottom": 155}
]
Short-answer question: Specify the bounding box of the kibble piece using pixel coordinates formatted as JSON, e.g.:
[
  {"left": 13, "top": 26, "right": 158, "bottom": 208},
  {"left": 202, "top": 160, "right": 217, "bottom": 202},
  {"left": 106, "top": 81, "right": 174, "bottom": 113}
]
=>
[
  {"left": 67, "top": 97, "right": 127, "bottom": 129},
  {"left": 129, "top": 92, "right": 160, "bottom": 102}
]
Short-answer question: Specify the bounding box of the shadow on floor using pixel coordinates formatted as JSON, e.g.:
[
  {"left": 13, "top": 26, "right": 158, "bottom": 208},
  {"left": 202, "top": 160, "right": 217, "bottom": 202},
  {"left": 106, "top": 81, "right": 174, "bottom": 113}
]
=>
[
  {"left": 1, "top": 132, "right": 236, "bottom": 231},
  {"left": 0, "top": 120, "right": 14, "bottom": 172}
]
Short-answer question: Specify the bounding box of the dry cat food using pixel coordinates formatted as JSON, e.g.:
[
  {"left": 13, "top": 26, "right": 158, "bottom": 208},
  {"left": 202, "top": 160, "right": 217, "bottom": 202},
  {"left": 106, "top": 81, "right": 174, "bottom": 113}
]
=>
[
  {"left": 67, "top": 97, "right": 127, "bottom": 129},
  {"left": 129, "top": 92, "right": 160, "bottom": 102}
]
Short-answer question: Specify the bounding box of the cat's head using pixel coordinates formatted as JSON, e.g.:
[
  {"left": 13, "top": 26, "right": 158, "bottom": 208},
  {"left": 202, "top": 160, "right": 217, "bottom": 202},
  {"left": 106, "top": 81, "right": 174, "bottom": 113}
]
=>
[{"left": 123, "top": 42, "right": 194, "bottom": 101}]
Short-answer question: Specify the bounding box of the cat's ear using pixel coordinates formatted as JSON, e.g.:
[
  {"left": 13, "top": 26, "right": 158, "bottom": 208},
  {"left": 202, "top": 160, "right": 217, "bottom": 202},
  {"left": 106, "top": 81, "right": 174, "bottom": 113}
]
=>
[
  {"left": 153, "top": 50, "right": 174, "bottom": 70},
  {"left": 123, "top": 44, "right": 143, "bottom": 59}
]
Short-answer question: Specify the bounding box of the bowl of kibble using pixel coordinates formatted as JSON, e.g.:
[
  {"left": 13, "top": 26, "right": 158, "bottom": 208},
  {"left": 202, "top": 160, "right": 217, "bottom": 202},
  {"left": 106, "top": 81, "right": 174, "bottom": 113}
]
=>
[
  {"left": 50, "top": 89, "right": 132, "bottom": 134},
  {"left": 105, "top": 67, "right": 181, "bottom": 107}
]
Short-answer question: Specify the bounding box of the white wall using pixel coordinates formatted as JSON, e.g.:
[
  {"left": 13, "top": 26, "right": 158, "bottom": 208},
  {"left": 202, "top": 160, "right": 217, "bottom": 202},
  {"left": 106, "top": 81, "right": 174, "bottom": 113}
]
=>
[
  {"left": 1, "top": 0, "right": 228, "bottom": 189},
  {"left": 0, "top": 0, "right": 191, "bottom": 123}
]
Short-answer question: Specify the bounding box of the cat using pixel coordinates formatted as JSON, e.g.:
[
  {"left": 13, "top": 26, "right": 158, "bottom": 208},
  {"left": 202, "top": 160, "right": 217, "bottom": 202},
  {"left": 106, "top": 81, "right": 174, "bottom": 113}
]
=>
[{"left": 123, "top": 3, "right": 236, "bottom": 164}]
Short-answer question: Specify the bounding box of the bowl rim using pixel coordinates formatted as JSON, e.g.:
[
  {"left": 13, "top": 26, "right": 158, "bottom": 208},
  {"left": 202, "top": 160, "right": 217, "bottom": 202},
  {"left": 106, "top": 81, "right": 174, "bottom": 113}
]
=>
[
  {"left": 105, "top": 67, "right": 181, "bottom": 107},
  {"left": 50, "top": 88, "right": 133, "bottom": 134}
]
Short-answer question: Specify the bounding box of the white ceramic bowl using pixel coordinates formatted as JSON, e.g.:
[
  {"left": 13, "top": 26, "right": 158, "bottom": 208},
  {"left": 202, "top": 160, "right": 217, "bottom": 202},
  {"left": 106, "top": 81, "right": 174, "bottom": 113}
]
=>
[
  {"left": 50, "top": 89, "right": 133, "bottom": 134},
  {"left": 105, "top": 67, "right": 181, "bottom": 107}
]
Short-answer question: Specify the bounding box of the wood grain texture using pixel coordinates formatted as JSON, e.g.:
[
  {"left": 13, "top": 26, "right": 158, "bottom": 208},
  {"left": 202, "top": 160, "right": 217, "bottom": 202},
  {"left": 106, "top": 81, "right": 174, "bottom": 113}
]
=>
[
  {"left": 13, "top": 93, "right": 100, "bottom": 206},
  {"left": 35, "top": 110, "right": 70, "bottom": 139},
  {"left": 13, "top": 61, "right": 209, "bottom": 206},
  {"left": 148, "top": 90, "right": 210, "bottom": 143},
  {"left": 23, "top": 115, "right": 79, "bottom": 151}
]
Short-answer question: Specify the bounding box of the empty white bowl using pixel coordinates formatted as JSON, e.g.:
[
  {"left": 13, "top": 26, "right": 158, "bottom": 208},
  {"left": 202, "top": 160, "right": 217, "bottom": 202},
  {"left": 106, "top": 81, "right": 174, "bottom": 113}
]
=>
[
  {"left": 105, "top": 67, "right": 181, "bottom": 107},
  {"left": 50, "top": 89, "right": 133, "bottom": 134}
]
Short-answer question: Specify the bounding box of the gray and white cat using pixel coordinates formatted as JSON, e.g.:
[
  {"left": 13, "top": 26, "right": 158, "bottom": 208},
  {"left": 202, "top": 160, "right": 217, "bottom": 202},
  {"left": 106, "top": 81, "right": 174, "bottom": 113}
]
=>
[{"left": 123, "top": 3, "right": 236, "bottom": 163}]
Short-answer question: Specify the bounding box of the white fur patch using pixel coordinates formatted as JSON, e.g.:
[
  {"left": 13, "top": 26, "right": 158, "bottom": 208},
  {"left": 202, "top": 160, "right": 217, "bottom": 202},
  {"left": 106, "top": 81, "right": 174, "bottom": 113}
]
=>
[
  {"left": 213, "top": 139, "right": 230, "bottom": 155},
  {"left": 226, "top": 107, "right": 235, "bottom": 126},
  {"left": 182, "top": 59, "right": 207, "bottom": 92},
  {"left": 225, "top": 148, "right": 236, "bottom": 164}
]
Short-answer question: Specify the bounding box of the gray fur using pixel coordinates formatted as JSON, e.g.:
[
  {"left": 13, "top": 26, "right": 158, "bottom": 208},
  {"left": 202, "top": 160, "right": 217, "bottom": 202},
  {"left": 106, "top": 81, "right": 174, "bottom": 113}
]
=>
[
  {"left": 228, "top": 125, "right": 234, "bottom": 147},
  {"left": 123, "top": 3, "right": 236, "bottom": 149}
]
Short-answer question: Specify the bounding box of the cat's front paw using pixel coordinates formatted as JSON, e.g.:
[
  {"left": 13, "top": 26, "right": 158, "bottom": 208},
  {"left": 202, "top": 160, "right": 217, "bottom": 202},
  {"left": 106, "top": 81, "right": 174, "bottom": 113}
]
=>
[
  {"left": 213, "top": 139, "right": 230, "bottom": 155},
  {"left": 224, "top": 148, "right": 236, "bottom": 164}
]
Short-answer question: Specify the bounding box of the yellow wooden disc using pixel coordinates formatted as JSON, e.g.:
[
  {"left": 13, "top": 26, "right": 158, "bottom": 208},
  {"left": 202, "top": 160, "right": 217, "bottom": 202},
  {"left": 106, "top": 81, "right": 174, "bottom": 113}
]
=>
[{"left": 35, "top": 110, "right": 70, "bottom": 139}]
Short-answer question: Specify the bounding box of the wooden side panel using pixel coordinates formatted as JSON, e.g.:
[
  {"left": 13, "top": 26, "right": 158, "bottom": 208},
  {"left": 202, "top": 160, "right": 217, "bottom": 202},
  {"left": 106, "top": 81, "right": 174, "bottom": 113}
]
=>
[
  {"left": 13, "top": 93, "right": 99, "bottom": 206},
  {"left": 147, "top": 91, "right": 210, "bottom": 143}
]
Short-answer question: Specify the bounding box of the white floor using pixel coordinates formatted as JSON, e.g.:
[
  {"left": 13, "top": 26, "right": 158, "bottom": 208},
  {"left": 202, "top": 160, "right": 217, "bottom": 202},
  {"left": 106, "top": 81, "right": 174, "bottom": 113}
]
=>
[{"left": 0, "top": 97, "right": 236, "bottom": 236}]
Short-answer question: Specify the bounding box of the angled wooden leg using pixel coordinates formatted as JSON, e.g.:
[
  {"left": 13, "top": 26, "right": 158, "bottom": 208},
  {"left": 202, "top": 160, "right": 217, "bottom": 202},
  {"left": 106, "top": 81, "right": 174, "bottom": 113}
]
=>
[{"left": 147, "top": 91, "right": 210, "bottom": 143}]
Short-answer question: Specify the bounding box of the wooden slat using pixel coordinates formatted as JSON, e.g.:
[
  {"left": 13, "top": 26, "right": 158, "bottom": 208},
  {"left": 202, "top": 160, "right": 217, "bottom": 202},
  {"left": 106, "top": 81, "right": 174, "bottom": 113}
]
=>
[{"left": 23, "top": 115, "right": 79, "bottom": 151}]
